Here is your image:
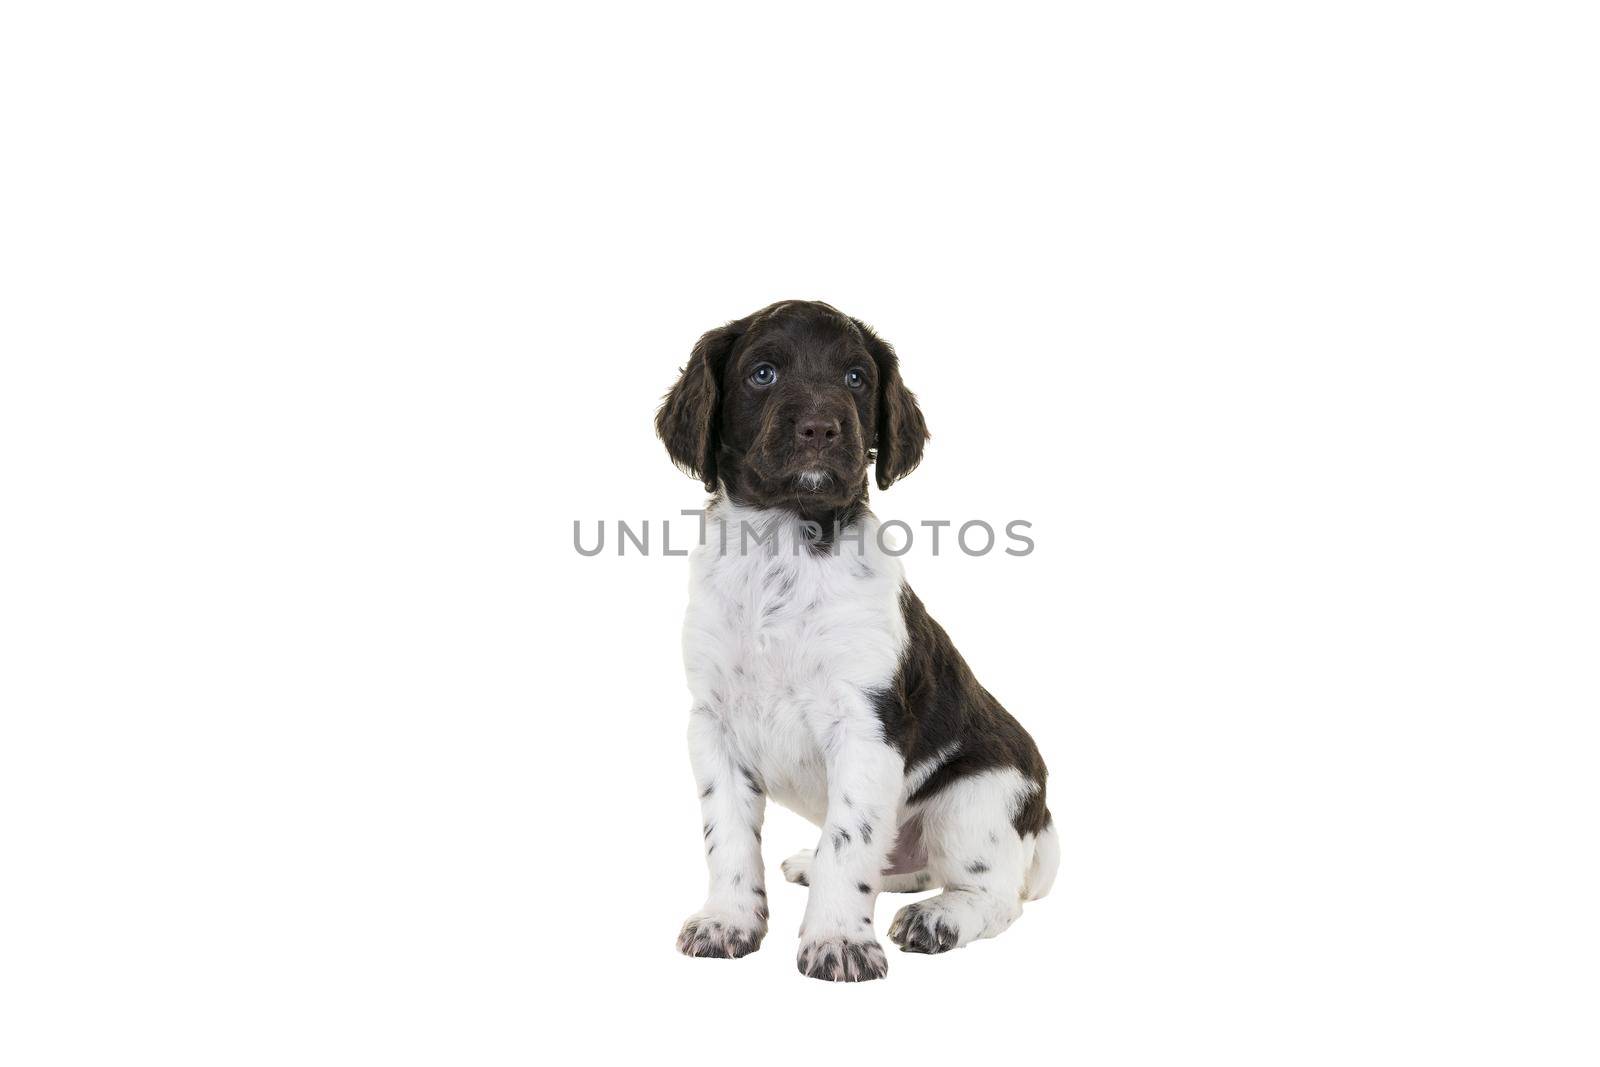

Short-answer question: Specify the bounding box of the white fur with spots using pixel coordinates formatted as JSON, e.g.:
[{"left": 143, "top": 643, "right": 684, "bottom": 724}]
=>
[{"left": 675, "top": 501, "right": 1058, "bottom": 980}]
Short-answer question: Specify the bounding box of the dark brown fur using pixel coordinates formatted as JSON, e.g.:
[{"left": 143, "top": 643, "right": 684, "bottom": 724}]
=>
[
  {"left": 656, "top": 301, "right": 927, "bottom": 525},
  {"left": 658, "top": 301, "right": 1048, "bottom": 837}
]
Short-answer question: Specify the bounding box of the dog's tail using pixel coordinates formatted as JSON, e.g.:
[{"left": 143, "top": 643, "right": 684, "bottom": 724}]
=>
[{"left": 1023, "top": 812, "right": 1061, "bottom": 901}]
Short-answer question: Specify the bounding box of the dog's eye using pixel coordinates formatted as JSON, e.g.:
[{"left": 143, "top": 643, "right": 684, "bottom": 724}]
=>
[
  {"left": 749, "top": 363, "right": 778, "bottom": 388},
  {"left": 845, "top": 367, "right": 867, "bottom": 390}
]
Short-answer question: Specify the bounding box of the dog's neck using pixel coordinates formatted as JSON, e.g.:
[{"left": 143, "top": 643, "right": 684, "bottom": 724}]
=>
[{"left": 716, "top": 482, "right": 869, "bottom": 551}]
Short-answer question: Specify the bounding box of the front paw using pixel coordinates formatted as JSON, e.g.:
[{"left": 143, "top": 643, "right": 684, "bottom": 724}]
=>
[
  {"left": 677, "top": 912, "right": 765, "bottom": 959},
  {"left": 796, "top": 936, "right": 888, "bottom": 982}
]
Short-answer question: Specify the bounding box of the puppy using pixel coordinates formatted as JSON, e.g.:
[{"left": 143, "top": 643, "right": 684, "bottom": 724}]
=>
[{"left": 658, "top": 301, "right": 1057, "bottom": 982}]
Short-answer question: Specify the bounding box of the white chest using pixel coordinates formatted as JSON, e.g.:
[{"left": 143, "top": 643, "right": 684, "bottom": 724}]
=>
[{"left": 679, "top": 505, "right": 907, "bottom": 823}]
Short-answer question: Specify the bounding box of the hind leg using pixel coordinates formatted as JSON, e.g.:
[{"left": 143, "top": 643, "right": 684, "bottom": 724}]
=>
[
  {"left": 883, "top": 870, "right": 936, "bottom": 893},
  {"left": 785, "top": 849, "right": 935, "bottom": 893},
  {"left": 888, "top": 769, "right": 1036, "bottom": 954},
  {"left": 787, "top": 812, "right": 939, "bottom": 894},
  {"left": 787, "top": 857, "right": 934, "bottom": 895}
]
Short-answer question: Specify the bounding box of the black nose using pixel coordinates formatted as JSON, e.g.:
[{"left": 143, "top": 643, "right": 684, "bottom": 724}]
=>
[{"left": 796, "top": 416, "right": 841, "bottom": 450}]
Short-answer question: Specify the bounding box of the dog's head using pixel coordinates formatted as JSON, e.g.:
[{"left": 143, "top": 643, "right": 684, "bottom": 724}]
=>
[{"left": 656, "top": 301, "right": 928, "bottom": 510}]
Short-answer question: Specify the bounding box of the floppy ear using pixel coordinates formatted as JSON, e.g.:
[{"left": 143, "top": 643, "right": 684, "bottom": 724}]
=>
[
  {"left": 853, "top": 318, "right": 929, "bottom": 490},
  {"left": 656, "top": 321, "right": 742, "bottom": 491}
]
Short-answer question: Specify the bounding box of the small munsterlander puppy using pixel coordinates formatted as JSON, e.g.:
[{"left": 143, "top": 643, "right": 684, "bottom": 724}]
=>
[{"left": 657, "top": 301, "right": 1057, "bottom": 982}]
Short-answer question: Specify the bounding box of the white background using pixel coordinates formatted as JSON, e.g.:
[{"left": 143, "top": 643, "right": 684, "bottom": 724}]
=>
[{"left": 2, "top": 2, "right": 1596, "bottom": 1064}]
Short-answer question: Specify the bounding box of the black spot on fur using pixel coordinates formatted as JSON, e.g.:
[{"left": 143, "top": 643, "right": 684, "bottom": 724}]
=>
[
  {"left": 967, "top": 861, "right": 989, "bottom": 875},
  {"left": 763, "top": 569, "right": 797, "bottom": 598},
  {"left": 857, "top": 882, "right": 872, "bottom": 894},
  {"left": 700, "top": 785, "right": 714, "bottom": 799},
  {"left": 859, "top": 820, "right": 873, "bottom": 845},
  {"left": 832, "top": 827, "right": 851, "bottom": 853},
  {"left": 741, "top": 768, "right": 763, "bottom": 795},
  {"left": 703, "top": 823, "right": 713, "bottom": 839}
]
